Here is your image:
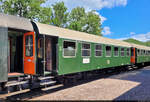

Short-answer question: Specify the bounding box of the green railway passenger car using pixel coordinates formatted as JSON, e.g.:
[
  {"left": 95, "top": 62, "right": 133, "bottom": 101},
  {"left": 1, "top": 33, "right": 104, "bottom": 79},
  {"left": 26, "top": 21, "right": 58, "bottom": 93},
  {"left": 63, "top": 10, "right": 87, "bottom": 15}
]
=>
[{"left": 0, "top": 13, "right": 150, "bottom": 92}]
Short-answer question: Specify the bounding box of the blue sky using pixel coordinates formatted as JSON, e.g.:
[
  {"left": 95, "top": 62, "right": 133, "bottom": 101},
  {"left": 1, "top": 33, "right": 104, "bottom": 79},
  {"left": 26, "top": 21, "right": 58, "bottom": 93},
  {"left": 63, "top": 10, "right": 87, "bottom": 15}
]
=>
[
  {"left": 46, "top": 0, "right": 150, "bottom": 42},
  {"left": 100, "top": 0, "right": 150, "bottom": 41}
]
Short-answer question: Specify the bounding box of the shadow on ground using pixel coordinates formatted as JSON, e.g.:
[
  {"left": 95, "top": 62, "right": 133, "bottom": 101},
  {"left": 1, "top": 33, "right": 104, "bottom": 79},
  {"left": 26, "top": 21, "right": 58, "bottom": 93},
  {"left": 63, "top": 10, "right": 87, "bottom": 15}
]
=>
[{"left": 111, "top": 67, "right": 150, "bottom": 100}]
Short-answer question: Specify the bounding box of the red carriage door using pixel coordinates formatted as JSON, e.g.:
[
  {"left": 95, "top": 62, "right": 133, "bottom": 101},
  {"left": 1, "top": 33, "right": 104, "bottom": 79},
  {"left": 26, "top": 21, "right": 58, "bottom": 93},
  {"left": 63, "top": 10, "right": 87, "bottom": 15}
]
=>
[
  {"left": 23, "top": 32, "right": 36, "bottom": 75},
  {"left": 131, "top": 48, "right": 136, "bottom": 64}
]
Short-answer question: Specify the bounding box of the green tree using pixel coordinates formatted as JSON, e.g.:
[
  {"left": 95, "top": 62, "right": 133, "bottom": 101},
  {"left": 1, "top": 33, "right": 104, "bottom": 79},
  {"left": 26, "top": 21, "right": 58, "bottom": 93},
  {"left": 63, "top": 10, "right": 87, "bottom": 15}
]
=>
[
  {"left": 68, "top": 7, "right": 102, "bottom": 36},
  {"left": 83, "top": 11, "right": 102, "bottom": 36},
  {"left": 51, "top": 2, "right": 68, "bottom": 27},
  {"left": 0, "top": 0, "right": 52, "bottom": 24},
  {"left": 68, "top": 7, "right": 86, "bottom": 31}
]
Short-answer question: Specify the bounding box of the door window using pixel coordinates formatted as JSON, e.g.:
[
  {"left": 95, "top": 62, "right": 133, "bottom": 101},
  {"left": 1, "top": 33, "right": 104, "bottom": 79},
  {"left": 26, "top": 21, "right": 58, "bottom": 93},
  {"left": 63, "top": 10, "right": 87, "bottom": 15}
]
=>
[
  {"left": 25, "top": 35, "right": 33, "bottom": 57},
  {"left": 38, "top": 39, "right": 44, "bottom": 58}
]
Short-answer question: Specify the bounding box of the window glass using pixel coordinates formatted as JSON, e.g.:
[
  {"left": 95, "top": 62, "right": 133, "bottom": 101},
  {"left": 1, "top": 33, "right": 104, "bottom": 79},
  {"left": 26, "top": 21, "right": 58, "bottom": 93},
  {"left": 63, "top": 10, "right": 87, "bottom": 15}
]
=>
[
  {"left": 142, "top": 50, "right": 144, "bottom": 55},
  {"left": 144, "top": 50, "right": 146, "bottom": 55},
  {"left": 106, "top": 46, "right": 111, "bottom": 57},
  {"left": 121, "top": 48, "right": 125, "bottom": 56},
  {"left": 137, "top": 49, "right": 140, "bottom": 56},
  {"left": 127, "top": 48, "right": 130, "bottom": 56},
  {"left": 140, "top": 50, "right": 142, "bottom": 56},
  {"left": 82, "top": 43, "right": 91, "bottom": 57},
  {"left": 131, "top": 48, "right": 134, "bottom": 56},
  {"left": 38, "top": 39, "right": 43, "bottom": 58},
  {"left": 95, "top": 44, "right": 102, "bottom": 57},
  {"left": 25, "top": 35, "right": 33, "bottom": 57},
  {"left": 114, "top": 47, "right": 119, "bottom": 56},
  {"left": 63, "top": 41, "right": 76, "bottom": 57},
  {"left": 146, "top": 51, "right": 148, "bottom": 55}
]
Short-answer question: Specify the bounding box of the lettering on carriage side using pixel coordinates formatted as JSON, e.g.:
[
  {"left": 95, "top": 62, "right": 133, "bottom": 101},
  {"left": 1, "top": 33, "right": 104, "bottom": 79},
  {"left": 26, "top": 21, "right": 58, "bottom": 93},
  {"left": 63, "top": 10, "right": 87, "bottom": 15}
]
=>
[
  {"left": 83, "top": 58, "right": 90, "bottom": 64},
  {"left": 107, "top": 60, "right": 110, "bottom": 64},
  {"left": 59, "top": 46, "right": 62, "bottom": 51}
]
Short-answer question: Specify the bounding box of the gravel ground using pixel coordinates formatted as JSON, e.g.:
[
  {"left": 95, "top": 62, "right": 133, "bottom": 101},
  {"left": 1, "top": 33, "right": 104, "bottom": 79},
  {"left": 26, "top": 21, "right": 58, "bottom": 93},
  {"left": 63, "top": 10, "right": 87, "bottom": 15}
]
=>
[{"left": 2, "top": 66, "right": 150, "bottom": 101}]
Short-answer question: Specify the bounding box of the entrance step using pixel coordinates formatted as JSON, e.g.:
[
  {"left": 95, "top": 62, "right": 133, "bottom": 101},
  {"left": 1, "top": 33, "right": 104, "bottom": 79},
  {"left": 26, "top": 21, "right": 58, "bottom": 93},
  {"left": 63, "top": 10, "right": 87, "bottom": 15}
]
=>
[
  {"left": 6, "top": 80, "right": 29, "bottom": 93},
  {"left": 6, "top": 80, "right": 28, "bottom": 87},
  {"left": 38, "top": 76, "right": 54, "bottom": 80},
  {"left": 40, "top": 81, "right": 56, "bottom": 86},
  {"left": 44, "top": 71, "right": 52, "bottom": 76}
]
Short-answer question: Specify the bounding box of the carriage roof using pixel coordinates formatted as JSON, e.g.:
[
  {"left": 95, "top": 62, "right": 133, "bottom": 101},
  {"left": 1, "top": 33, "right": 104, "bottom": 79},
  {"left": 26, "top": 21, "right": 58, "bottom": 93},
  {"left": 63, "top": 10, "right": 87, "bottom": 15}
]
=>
[
  {"left": 0, "top": 13, "right": 150, "bottom": 50},
  {"left": 35, "top": 22, "right": 132, "bottom": 48},
  {"left": 0, "top": 13, "right": 33, "bottom": 31},
  {"left": 130, "top": 43, "right": 150, "bottom": 50}
]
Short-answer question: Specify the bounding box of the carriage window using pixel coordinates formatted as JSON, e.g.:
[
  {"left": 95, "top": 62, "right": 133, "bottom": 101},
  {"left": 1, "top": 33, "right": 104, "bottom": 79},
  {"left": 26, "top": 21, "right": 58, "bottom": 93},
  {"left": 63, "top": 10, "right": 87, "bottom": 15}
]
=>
[
  {"left": 140, "top": 50, "right": 142, "bottom": 56},
  {"left": 63, "top": 41, "right": 76, "bottom": 57},
  {"left": 144, "top": 50, "right": 146, "bottom": 55},
  {"left": 25, "top": 35, "right": 33, "bottom": 57},
  {"left": 95, "top": 44, "right": 102, "bottom": 57},
  {"left": 106, "top": 46, "right": 111, "bottom": 57},
  {"left": 149, "top": 51, "right": 150, "bottom": 56},
  {"left": 137, "top": 49, "right": 140, "bottom": 56},
  {"left": 127, "top": 48, "right": 130, "bottom": 56},
  {"left": 38, "top": 39, "right": 43, "bottom": 58},
  {"left": 82, "top": 43, "right": 91, "bottom": 57},
  {"left": 141, "top": 50, "right": 144, "bottom": 55},
  {"left": 146, "top": 51, "right": 149, "bottom": 55},
  {"left": 121, "top": 48, "right": 125, "bottom": 56},
  {"left": 114, "top": 47, "right": 119, "bottom": 57}
]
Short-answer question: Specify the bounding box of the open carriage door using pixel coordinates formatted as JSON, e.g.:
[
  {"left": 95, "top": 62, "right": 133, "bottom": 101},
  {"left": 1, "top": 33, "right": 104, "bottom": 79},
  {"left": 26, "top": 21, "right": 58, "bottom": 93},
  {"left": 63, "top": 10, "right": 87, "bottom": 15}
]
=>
[{"left": 23, "top": 32, "right": 36, "bottom": 75}]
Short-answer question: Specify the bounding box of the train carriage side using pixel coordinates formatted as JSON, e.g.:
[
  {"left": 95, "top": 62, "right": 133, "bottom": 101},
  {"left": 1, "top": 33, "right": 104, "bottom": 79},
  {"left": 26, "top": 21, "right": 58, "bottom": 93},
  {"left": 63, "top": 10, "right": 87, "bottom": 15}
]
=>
[
  {"left": 34, "top": 22, "right": 132, "bottom": 76},
  {"left": 130, "top": 43, "right": 150, "bottom": 66},
  {"left": 58, "top": 38, "right": 132, "bottom": 75},
  {"left": 0, "top": 13, "right": 34, "bottom": 84}
]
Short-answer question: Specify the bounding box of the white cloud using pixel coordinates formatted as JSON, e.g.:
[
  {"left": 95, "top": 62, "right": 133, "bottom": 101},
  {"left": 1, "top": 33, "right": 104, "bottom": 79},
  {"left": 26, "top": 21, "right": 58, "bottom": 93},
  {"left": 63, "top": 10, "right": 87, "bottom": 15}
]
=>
[
  {"left": 131, "top": 32, "right": 150, "bottom": 42},
  {"left": 92, "top": 11, "right": 107, "bottom": 24},
  {"left": 102, "top": 26, "right": 112, "bottom": 35},
  {"left": 99, "top": 15, "right": 107, "bottom": 24},
  {"left": 46, "top": 0, "right": 127, "bottom": 11},
  {"left": 118, "top": 32, "right": 150, "bottom": 42},
  {"left": 130, "top": 32, "right": 136, "bottom": 35}
]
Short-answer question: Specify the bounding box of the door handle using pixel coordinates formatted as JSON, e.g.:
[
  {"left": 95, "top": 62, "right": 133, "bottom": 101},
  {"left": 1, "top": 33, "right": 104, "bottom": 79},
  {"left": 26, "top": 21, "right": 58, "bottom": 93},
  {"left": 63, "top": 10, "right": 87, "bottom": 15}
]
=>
[{"left": 41, "top": 61, "right": 46, "bottom": 63}]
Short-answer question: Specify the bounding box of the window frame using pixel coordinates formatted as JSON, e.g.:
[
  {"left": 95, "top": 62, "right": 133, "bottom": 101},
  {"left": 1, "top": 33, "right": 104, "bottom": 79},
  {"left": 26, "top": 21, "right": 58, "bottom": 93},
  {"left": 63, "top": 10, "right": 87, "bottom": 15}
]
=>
[
  {"left": 121, "top": 47, "right": 125, "bottom": 57},
  {"left": 144, "top": 50, "right": 146, "bottom": 56},
  {"left": 95, "top": 44, "right": 103, "bottom": 57},
  {"left": 137, "top": 49, "right": 140, "bottom": 56},
  {"left": 63, "top": 40, "right": 77, "bottom": 58},
  {"left": 114, "top": 46, "right": 119, "bottom": 57},
  {"left": 81, "top": 42, "right": 91, "bottom": 57},
  {"left": 126, "top": 48, "right": 130, "bottom": 57},
  {"left": 38, "top": 38, "right": 44, "bottom": 59},
  {"left": 105, "top": 45, "right": 112, "bottom": 57}
]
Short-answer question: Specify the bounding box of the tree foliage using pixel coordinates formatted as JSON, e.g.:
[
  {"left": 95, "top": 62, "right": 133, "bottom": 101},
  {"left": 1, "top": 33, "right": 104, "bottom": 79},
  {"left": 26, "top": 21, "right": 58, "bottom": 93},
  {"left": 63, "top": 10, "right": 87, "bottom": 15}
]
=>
[
  {"left": 83, "top": 11, "right": 102, "bottom": 36},
  {"left": 0, "top": 0, "right": 52, "bottom": 24},
  {"left": 68, "top": 7, "right": 86, "bottom": 31},
  {"left": 51, "top": 2, "right": 68, "bottom": 27},
  {"left": 68, "top": 7, "right": 102, "bottom": 36},
  {"left": 0, "top": 0, "right": 102, "bottom": 36}
]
